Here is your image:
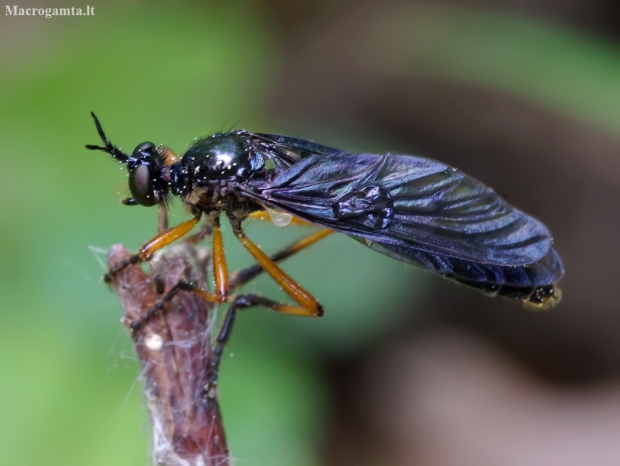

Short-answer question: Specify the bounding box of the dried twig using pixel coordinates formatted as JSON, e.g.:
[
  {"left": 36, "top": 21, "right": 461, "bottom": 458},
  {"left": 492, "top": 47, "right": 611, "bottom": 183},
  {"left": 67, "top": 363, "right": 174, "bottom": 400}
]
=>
[{"left": 108, "top": 243, "right": 230, "bottom": 466}]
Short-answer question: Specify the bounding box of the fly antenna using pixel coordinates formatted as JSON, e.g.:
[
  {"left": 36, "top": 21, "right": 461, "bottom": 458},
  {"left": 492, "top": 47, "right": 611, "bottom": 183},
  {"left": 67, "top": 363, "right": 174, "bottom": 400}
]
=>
[{"left": 85, "top": 112, "right": 130, "bottom": 163}]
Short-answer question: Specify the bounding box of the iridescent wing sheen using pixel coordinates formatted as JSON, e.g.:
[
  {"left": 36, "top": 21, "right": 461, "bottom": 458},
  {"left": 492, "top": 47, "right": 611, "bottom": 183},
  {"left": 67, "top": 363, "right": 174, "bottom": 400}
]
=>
[{"left": 237, "top": 152, "right": 562, "bottom": 282}]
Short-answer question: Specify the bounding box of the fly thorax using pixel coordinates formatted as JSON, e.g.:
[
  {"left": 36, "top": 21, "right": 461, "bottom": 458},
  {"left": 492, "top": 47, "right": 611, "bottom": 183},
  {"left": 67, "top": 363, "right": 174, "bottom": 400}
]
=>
[
  {"left": 171, "top": 132, "right": 265, "bottom": 211},
  {"left": 183, "top": 133, "right": 264, "bottom": 183}
]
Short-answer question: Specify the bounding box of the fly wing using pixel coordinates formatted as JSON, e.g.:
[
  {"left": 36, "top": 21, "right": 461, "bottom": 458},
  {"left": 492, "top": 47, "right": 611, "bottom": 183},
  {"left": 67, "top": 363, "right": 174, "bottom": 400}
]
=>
[
  {"left": 364, "top": 240, "right": 563, "bottom": 286},
  {"left": 237, "top": 152, "right": 554, "bottom": 267},
  {"left": 249, "top": 133, "right": 345, "bottom": 168}
]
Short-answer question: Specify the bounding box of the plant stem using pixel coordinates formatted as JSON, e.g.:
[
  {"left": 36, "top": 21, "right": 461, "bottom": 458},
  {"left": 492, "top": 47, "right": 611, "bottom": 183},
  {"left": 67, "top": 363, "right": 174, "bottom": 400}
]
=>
[{"left": 108, "top": 243, "right": 230, "bottom": 466}]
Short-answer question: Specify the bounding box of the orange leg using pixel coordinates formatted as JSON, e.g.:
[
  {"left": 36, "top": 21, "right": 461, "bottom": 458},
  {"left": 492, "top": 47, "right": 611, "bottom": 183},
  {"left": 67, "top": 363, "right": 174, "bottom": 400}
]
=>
[
  {"left": 139, "top": 215, "right": 201, "bottom": 260},
  {"left": 230, "top": 221, "right": 324, "bottom": 317},
  {"left": 105, "top": 214, "right": 201, "bottom": 283},
  {"left": 230, "top": 229, "right": 333, "bottom": 289},
  {"left": 128, "top": 216, "right": 230, "bottom": 329},
  {"left": 146, "top": 215, "right": 228, "bottom": 304},
  {"left": 211, "top": 216, "right": 229, "bottom": 303},
  {"left": 158, "top": 216, "right": 229, "bottom": 306},
  {"left": 128, "top": 216, "right": 330, "bottom": 331}
]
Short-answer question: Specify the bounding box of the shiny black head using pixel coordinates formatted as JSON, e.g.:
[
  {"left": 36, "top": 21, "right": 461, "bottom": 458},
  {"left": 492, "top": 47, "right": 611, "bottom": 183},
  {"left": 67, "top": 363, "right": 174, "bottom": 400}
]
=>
[
  {"left": 85, "top": 112, "right": 170, "bottom": 206},
  {"left": 125, "top": 141, "right": 169, "bottom": 206}
]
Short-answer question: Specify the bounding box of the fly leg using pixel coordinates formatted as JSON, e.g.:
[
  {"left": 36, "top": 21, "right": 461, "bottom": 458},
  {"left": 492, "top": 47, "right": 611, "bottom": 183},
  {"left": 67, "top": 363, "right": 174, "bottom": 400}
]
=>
[
  {"left": 230, "top": 229, "right": 333, "bottom": 290},
  {"left": 121, "top": 214, "right": 333, "bottom": 329},
  {"left": 127, "top": 223, "right": 332, "bottom": 382},
  {"left": 207, "top": 227, "right": 333, "bottom": 382},
  {"left": 228, "top": 215, "right": 325, "bottom": 317},
  {"left": 158, "top": 204, "right": 169, "bottom": 233},
  {"left": 207, "top": 293, "right": 316, "bottom": 386},
  {"left": 127, "top": 215, "right": 230, "bottom": 330},
  {"left": 104, "top": 214, "right": 201, "bottom": 283}
]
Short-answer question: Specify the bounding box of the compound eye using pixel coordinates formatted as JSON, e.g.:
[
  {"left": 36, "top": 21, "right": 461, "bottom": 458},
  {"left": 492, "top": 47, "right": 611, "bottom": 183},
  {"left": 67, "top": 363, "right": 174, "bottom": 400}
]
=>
[
  {"left": 133, "top": 142, "right": 157, "bottom": 160},
  {"left": 128, "top": 164, "right": 157, "bottom": 206}
]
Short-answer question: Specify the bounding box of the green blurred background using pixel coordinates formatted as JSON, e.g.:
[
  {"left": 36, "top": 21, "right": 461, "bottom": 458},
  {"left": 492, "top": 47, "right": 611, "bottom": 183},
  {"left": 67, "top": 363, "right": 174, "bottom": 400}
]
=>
[{"left": 1, "top": 1, "right": 619, "bottom": 465}]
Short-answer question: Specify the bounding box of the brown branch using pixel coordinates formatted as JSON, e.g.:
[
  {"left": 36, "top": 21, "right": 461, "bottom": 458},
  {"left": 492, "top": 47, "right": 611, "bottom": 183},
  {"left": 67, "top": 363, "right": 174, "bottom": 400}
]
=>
[{"left": 108, "top": 243, "right": 230, "bottom": 466}]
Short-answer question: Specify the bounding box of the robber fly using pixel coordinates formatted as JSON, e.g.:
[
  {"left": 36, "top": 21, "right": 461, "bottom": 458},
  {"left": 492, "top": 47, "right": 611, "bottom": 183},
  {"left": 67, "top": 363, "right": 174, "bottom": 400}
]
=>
[{"left": 86, "top": 112, "right": 563, "bottom": 319}]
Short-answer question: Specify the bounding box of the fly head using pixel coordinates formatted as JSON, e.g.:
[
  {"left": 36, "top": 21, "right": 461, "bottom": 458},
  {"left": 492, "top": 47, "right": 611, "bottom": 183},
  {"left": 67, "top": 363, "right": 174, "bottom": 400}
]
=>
[{"left": 85, "top": 112, "right": 170, "bottom": 207}]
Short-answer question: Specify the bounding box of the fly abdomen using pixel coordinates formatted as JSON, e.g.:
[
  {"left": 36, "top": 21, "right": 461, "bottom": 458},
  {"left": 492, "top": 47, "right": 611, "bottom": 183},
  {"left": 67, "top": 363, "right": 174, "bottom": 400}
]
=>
[
  {"left": 454, "top": 279, "right": 561, "bottom": 309},
  {"left": 361, "top": 239, "right": 562, "bottom": 308}
]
